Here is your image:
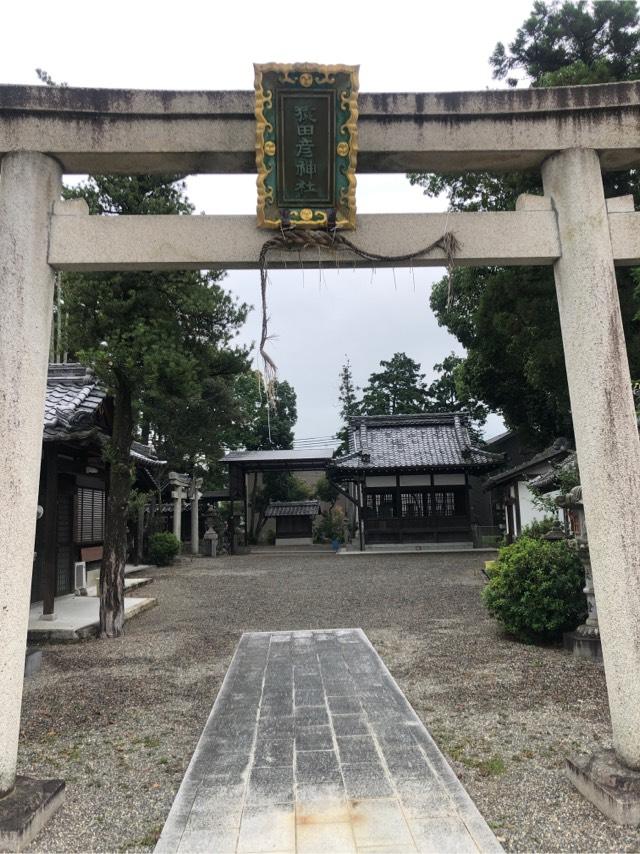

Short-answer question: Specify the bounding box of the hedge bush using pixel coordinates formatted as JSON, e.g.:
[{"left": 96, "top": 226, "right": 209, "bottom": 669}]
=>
[
  {"left": 482, "top": 536, "right": 586, "bottom": 642},
  {"left": 149, "top": 532, "right": 181, "bottom": 566}
]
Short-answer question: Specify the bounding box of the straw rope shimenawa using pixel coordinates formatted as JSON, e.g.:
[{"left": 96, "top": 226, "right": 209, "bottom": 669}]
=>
[{"left": 257, "top": 228, "right": 460, "bottom": 406}]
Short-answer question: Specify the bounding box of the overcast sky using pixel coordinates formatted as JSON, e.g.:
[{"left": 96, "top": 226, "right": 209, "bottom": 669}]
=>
[{"left": 2, "top": 0, "right": 538, "bottom": 443}]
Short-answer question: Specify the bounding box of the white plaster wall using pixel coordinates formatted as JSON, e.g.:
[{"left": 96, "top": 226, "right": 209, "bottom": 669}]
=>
[
  {"left": 517, "top": 481, "right": 557, "bottom": 531},
  {"left": 398, "top": 475, "right": 430, "bottom": 486},
  {"left": 366, "top": 476, "right": 396, "bottom": 487}
]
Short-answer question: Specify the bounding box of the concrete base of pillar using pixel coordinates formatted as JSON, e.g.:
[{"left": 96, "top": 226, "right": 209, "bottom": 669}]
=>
[
  {"left": 563, "top": 628, "right": 602, "bottom": 662},
  {"left": 23, "top": 649, "right": 42, "bottom": 679},
  {"left": 0, "top": 776, "right": 65, "bottom": 852},
  {"left": 38, "top": 613, "right": 56, "bottom": 622},
  {"left": 567, "top": 749, "right": 640, "bottom": 826}
]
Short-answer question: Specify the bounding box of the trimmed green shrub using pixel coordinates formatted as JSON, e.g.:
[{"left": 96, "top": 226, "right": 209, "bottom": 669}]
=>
[
  {"left": 518, "top": 516, "right": 559, "bottom": 540},
  {"left": 149, "top": 532, "right": 181, "bottom": 566},
  {"left": 482, "top": 536, "right": 586, "bottom": 642}
]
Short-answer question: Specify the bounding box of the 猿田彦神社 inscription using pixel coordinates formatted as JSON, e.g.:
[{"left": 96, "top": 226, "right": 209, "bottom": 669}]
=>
[{"left": 254, "top": 63, "right": 358, "bottom": 229}]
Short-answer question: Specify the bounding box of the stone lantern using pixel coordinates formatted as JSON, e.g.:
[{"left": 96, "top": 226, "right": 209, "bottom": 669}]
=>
[
  {"left": 203, "top": 504, "right": 219, "bottom": 558},
  {"left": 556, "top": 485, "right": 602, "bottom": 661}
]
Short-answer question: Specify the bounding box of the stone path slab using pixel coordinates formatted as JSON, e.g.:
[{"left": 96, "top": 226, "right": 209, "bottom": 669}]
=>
[{"left": 155, "top": 629, "right": 503, "bottom": 854}]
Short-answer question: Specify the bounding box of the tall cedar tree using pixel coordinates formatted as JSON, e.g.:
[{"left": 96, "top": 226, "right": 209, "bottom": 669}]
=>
[
  {"left": 336, "top": 358, "right": 359, "bottom": 452},
  {"left": 63, "top": 175, "right": 249, "bottom": 637},
  {"left": 424, "top": 353, "right": 489, "bottom": 435},
  {"left": 409, "top": 0, "right": 640, "bottom": 447},
  {"left": 341, "top": 352, "right": 487, "bottom": 437}
]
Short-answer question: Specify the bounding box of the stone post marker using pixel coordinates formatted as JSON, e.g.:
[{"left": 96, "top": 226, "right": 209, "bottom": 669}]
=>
[
  {"left": 190, "top": 477, "right": 203, "bottom": 556},
  {"left": 169, "top": 472, "right": 189, "bottom": 544},
  {"left": 0, "top": 152, "right": 62, "bottom": 797},
  {"left": 542, "top": 149, "right": 640, "bottom": 782}
]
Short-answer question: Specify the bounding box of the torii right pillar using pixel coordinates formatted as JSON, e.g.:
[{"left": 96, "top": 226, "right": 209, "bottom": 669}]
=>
[{"left": 542, "top": 148, "right": 640, "bottom": 823}]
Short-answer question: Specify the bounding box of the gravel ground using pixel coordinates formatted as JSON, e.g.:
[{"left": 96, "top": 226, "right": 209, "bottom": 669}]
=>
[{"left": 19, "top": 551, "right": 640, "bottom": 854}]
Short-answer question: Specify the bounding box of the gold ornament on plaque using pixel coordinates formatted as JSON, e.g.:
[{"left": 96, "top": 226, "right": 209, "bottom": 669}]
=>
[
  {"left": 336, "top": 141, "right": 350, "bottom": 157},
  {"left": 264, "top": 141, "right": 276, "bottom": 156}
]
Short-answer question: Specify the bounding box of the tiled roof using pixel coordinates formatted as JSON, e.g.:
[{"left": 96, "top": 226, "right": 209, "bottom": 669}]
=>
[
  {"left": 265, "top": 500, "right": 321, "bottom": 518},
  {"left": 44, "top": 363, "right": 164, "bottom": 466},
  {"left": 130, "top": 440, "right": 165, "bottom": 468},
  {"left": 44, "top": 363, "right": 107, "bottom": 441},
  {"left": 484, "top": 437, "right": 572, "bottom": 488},
  {"left": 528, "top": 451, "right": 578, "bottom": 492},
  {"left": 331, "top": 414, "right": 503, "bottom": 473}
]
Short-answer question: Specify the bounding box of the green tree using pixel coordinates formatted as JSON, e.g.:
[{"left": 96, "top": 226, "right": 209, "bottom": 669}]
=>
[
  {"left": 315, "top": 474, "right": 340, "bottom": 509},
  {"left": 336, "top": 357, "right": 359, "bottom": 451},
  {"left": 233, "top": 372, "right": 297, "bottom": 451},
  {"left": 230, "top": 372, "right": 303, "bottom": 540},
  {"left": 409, "top": 1, "right": 640, "bottom": 446},
  {"left": 490, "top": 0, "right": 640, "bottom": 87},
  {"left": 63, "top": 175, "right": 249, "bottom": 637},
  {"left": 360, "top": 352, "right": 428, "bottom": 415},
  {"left": 425, "top": 352, "right": 489, "bottom": 430},
  {"left": 143, "top": 346, "right": 250, "bottom": 481}
]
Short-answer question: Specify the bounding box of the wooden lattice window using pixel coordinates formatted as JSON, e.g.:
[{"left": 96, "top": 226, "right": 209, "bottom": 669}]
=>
[
  {"left": 400, "top": 492, "right": 425, "bottom": 518},
  {"left": 433, "top": 489, "right": 465, "bottom": 517},
  {"left": 366, "top": 491, "right": 396, "bottom": 518},
  {"left": 74, "top": 487, "right": 105, "bottom": 544}
]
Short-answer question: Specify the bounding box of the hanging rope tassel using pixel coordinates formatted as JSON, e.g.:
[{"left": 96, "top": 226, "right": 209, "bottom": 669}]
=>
[{"left": 257, "top": 228, "right": 461, "bottom": 406}]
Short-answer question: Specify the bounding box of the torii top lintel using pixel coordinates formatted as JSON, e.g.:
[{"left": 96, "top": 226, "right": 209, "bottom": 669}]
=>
[{"left": 1, "top": 80, "right": 640, "bottom": 175}]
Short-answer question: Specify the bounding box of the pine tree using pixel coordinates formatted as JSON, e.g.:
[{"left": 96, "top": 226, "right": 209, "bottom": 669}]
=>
[
  {"left": 360, "top": 353, "right": 427, "bottom": 416},
  {"left": 63, "top": 175, "right": 249, "bottom": 637}
]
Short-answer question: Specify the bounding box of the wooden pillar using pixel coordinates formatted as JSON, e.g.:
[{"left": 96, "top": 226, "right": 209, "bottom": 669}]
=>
[
  {"left": 243, "top": 472, "right": 249, "bottom": 547},
  {"left": 41, "top": 444, "right": 58, "bottom": 617},
  {"left": 358, "top": 478, "right": 365, "bottom": 552},
  {"left": 136, "top": 503, "right": 145, "bottom": 564}
]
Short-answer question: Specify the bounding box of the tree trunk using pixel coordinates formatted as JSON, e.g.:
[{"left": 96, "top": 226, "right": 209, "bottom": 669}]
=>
[{"left": 100, "top": 381, "right": 134, "bottom": 638}]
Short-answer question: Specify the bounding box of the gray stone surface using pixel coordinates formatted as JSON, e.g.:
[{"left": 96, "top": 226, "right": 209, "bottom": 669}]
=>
[
  {"left": 542, "top": 148, "right": 640, "bottom": 770},
  {"left": 0, "top": 776, "right": 65, "bottom": 852},
  {"left": 27, "top": 595, "right": 157, "bottom": 643},
  {"left": 563, "top": 630, "right": 603, "bottom": 662},
  {"left": 4, "top": 81, "right": 640, "bottom": 174},
  {"left": 0, "top": 151, "right": 61, "bottom": 798},
  {"left": 567, "top": 750, "right": 640, "bottom": 826},
  {"left": 49, "top": 207, "right": 563, "bottom": 272},
  {"left": 154, "top": 629, "right": 502, "bottom": 853}
]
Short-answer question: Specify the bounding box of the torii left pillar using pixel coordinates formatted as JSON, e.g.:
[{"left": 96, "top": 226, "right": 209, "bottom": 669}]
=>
[{"left": 0, "top": 152, "right": 66, "bottom": 839}]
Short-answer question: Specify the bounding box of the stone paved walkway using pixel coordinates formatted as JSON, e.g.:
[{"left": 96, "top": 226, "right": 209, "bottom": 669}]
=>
[{"left": 155, "top": 629, "right": 503, "bottom": 853}]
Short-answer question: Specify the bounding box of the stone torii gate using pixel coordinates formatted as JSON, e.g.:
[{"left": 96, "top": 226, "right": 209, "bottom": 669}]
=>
[{"left": 2, "top": 81, "right": 640, "bottom": 830}]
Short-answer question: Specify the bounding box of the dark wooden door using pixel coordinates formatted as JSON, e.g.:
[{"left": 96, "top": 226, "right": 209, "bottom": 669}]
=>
[{"left": 55, "top": 478, "right": 75, "bottom": 596}]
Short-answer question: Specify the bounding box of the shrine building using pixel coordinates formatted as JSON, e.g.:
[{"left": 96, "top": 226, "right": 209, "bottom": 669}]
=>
[{"left": 330, "top": 414, "right": 502, "bottom": 548}]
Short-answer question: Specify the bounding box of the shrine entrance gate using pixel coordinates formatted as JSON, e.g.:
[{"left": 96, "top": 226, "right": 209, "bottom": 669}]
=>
[{"left": 2, "top": 81, "right": 640, "bottom": 803}]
